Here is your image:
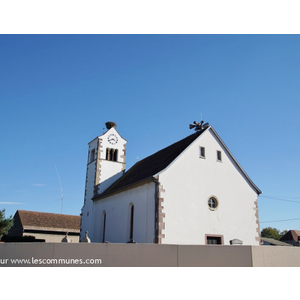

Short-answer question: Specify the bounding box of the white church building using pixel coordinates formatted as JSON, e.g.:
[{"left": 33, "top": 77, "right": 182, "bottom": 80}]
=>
[{"left": 80, "top": 121, "right": 261, "bottom": 245}]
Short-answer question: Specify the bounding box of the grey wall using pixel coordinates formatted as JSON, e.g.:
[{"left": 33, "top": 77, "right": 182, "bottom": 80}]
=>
[{"left": 0, "top": 243, "right": 299, "bottom": 267}]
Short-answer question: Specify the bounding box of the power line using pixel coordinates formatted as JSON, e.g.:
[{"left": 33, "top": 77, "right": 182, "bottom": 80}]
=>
[
  {"left": 260, "top": 195, "right": 300, "bottom": 204},
  {"left": 260, "top": 217, "right": 300, "bottom": 223},
  {"left": 259, "top": 194, "right": 300, "bottom": 225},
  {"left": 262, "top": 194, "right": 300, "bottom": 199}
]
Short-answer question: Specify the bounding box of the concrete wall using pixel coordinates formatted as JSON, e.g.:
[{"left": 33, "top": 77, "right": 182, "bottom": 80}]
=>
[
  {"left": 22, "top": 232, "right": 80, "bottom": 243},
  {"left": 251, "top": 245, "right": 300, "bottom": 267},
  {"left": 1, "top": 243, "right": 299, "bottom": 267}
]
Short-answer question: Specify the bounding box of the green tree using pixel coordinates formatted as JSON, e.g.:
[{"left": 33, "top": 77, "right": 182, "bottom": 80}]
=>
[
  {"left": 261, "top": 227, "right": 287, "bottom": 240},
  {"left": 0, "top": 209, "right": 13, "bottom": 238}
]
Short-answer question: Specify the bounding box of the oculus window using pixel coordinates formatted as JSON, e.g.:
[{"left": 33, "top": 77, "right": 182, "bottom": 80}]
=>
[{"left": 208, "top": 196, "right": 218, "bottom": 210}]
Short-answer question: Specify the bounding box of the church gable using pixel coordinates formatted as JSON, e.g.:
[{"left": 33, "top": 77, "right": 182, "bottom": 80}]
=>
[
  {"left": 101, "top": 127, "right": 126, "bottom": 160},
  {"left": 157, "top": 126, "right": 261, "bottom": 195},
  {"left": 206, "top": 127, "right": 261, "bottom": 194},
  {"left": 156, "top": 127, "right": 261, "bottom": 245}
]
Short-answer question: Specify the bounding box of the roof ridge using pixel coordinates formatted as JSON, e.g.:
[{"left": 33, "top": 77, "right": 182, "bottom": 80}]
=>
[
  {"left": 94, "top": 129, "right": 206, "bottom": 199},
  {"left": 17, "top": 210, "right": 80, "bottom": 217},
  {"left": 16, "top": 210, "right": 81, "bottom": 231},
  {"left": 135, "top": 131, "right": 202, "bottom": 164}
]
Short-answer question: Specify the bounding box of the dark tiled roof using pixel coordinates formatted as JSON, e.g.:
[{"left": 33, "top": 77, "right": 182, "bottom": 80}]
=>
[
  {"left": 280, "top": 230, "right": 300, "bottom": 242},
  {"left": 17, "top": 210, "right": 81, "bottom": 232},
  {"left": 95, "top": 128, "right": 207, "bottom": 199}
]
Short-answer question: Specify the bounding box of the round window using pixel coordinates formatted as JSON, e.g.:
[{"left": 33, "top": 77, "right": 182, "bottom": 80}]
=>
[{"left": 208, "top": 197, "right": 218, "bottom": 210}]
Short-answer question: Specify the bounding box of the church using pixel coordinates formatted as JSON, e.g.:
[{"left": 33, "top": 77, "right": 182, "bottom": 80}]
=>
[{"left": 80, "top": 121, "right": 261, "bottom": 245}]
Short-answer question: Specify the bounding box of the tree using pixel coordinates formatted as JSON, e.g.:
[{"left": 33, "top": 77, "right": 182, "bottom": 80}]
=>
[
  {"left": 261, "top": 227, "right": 287, "bottom": 240},
  {"left": 0, "top": 209, "right": 14, "bottom": 238}
]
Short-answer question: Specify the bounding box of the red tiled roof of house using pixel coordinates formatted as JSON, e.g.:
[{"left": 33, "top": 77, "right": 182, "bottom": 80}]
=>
[
  {"left": 17, "top": 210, "right": 80, "bottom": 233},
  {"left": 280, "top": 230, "right": 300, "bottom": 243},
  {"left": 290, "top": 230, "right": 300, "bottom": 241}
]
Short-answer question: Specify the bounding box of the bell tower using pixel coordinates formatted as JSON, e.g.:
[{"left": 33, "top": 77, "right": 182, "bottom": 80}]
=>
[{"left": 80, "top": 122, "right": 127, "bottom": 241}]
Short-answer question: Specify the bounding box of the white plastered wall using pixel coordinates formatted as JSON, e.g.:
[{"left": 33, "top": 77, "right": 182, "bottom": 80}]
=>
[
  {"left": 158, "top": 128, "right": 260, "bottom": 245},
  {"left": 96, "top": 127, "right": 127, "bottom": 194},
  {"left": 80, "top": 127, "right": 127, "bottom": 241},
  {"left": 80, "top": 138, "right": 98, "bottom": 240},
  {"left": 92, "top": 182, "right": 156, "bottom": 243}
]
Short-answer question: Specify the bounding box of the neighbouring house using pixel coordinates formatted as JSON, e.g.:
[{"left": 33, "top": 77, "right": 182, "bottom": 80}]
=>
[
  {"left": 280, "top": 230, "right": 300, "bottom": 246},
  {"left": 80, "top": 121, "right": 262, "bottom": 245},
  {"left": 261, "top": 237, "right": 292, "bottom": 246},
  {"left": 6, "top": 210, "right": 81, "bottom": 243}
]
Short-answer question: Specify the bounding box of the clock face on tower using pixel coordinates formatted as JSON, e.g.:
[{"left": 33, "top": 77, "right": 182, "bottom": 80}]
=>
[{"left": 107, "top": 134, "right": 118, "bottom": 145}]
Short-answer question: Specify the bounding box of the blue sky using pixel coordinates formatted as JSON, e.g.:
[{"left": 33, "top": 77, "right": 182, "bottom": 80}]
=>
[{"left": 1, "top": 35, "right": 300, "bottom": 232}]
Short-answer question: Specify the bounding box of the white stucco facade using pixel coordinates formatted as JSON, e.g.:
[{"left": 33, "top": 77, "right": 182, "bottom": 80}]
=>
[
  {"left": 81, "top": 123, "right": 261, "bottom": 245},
  {"left": 156, "top": 128, "right": 260, "bottom": 245},
  {"left": 92, "top": 182, "right": 156, "bottom": 243}
]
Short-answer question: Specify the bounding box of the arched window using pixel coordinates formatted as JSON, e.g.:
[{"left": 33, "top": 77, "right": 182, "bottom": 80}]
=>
[
  {"left": 106, "top": 148, "right": 110, "bottom": 160},
  {"left": 110, "top": 149, "right": 114, "bottom": 161},
  {"left": 106, "top": 148, "right": 118, "bottom": 162},
  {"left": 113, "top": 149, "right": 118, "bottom": 161},
  {"left": 102, "top": 210, "right": 106, "bottom": 243},
  {"left": 129, "top": 204, "right": 134, "bottom": 242}
]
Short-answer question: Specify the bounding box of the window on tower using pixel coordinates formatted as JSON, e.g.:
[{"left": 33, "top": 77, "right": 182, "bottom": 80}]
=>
[
  {"left": 113, "top": 149, "right": 118, "bottom": 161},
  {"left": 90, "top": 149, "right": 95, "bottom": 163},
  {"left": 106, "top": 148, "right": 118, "bottom": 162},
  {"left": 106, "top": 148, "right": 110, "bottom": 160}
]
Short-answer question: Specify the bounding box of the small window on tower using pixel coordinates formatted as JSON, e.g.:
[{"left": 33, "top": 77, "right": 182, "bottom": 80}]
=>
[
  {"left": 106, "top": 148, "right": 110, "bottom": 160},
  {"left": 90, "top": 149, "right": 95, "bottom": 163},
  {"left": 200, "top": 147, "right": 205, "bottom": 158},
  {"left": 113, "top": 149, "right": 118, "bottom": 161}
]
